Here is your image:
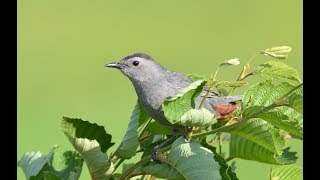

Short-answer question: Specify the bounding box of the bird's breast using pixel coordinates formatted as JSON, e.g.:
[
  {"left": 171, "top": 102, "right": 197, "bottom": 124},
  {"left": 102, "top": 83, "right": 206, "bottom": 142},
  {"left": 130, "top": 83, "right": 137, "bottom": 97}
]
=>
[{"left": 132, "top": 81, "right": 178, "bottom": 126}]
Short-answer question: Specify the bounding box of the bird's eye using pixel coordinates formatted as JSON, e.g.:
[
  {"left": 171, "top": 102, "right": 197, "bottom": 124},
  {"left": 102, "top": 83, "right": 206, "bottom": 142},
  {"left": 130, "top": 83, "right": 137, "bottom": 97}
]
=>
[{"left": 132, "top": 61, "right": 139, "bottom": 66}]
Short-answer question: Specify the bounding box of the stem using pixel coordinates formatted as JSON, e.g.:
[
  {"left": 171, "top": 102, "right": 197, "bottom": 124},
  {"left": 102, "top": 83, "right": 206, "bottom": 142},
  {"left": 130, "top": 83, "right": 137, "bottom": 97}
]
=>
[
  {"left": 213, "top": 66, "right": 221, "bottom": 81},
  {"left": 241, "top": 72, "right": 253, "bottom": 79},
  {"left": 227, "top": 68, "right": 245, "bottom": 95},
  {"left": 246, "top": 52, "right": 260, "bottom": 65},
  {"left": 128, "top": 172, "right": 146, "bottom": 179},
  {"left": 109, "top": 151, "right": 118, "bottom": 163},
  {"left": 139, "top": 134, "right": 152, "bottom": 143},
  {"left": 198, "top": 81, "right": 216, "bottom": 109},
  {"left": 146, "top": 175, "right": 155, "bottom": 180},
  {"left": 110, "top": 155, "right": 119, "bottom": 164},
  {"left": 119, "top": 145, "right": 172, "bottom": 180},
  {"left": 225, "top": 156, "right": 236, "bottom": 162},
  {"left": 113, "top": 158, "right": 125, "bottom": 172},
  {"left": 192, "top": 124, "right": 235, "bottom": 138},
  {"left": 278, "top": 83, "right": 303, "bottom": 101},
  {"left": 218, "top": 133, "right": 222, "bottom": 155},
  {"left": 244, "top": 103, "right": 278, "bottom": 120},
  {"left": 136, "top": 148, "right": 144, "bottom": 153},
  {"left": 228, "top": 52, "right": 260, "bottom": 95},
  {"left": 119, "top": 156, "right": 150, "bottom": 180},
  {"left": 111, "top": 119, "right": 154, "bottom": 174},
  {"left": 192, "top": 104, "right": 276, "bottom": 138},
  {"left": 198, "top": 66, "right": 221, "bottom": 109},
  {"left": 139, "top": 118, "right": 152, "bottom": 139}
]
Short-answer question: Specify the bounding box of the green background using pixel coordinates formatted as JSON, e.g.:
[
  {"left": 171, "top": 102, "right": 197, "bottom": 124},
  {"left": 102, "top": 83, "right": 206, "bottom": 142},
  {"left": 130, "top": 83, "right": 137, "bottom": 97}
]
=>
[{"left": 18, "top": 0, "right": 302, "bottom": 179}]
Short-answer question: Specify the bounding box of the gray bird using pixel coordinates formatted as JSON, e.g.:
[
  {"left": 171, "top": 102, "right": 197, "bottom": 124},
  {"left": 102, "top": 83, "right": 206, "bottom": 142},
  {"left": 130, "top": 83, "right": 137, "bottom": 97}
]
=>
[{"left": 106, "top": 53, "right": 242, "bottom": 161}]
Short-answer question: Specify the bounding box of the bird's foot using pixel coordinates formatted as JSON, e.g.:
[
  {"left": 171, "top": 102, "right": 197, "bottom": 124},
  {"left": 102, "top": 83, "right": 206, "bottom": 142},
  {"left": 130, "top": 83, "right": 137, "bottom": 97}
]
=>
[
  {"left": 151, "top": 129, "right": 179, "bottom": 163},
  {"left": 151, "top": 146, "right": 167, "bottom": 164},
  {"left": 184, "top": 126, "right": 199, "bottom": 142}
]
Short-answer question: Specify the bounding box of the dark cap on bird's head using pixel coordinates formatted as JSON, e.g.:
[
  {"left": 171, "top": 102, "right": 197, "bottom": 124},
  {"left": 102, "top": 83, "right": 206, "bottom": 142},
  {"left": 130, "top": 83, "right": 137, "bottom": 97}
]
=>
[
  {"left": 105, "top": 53, "right": 153, "bottom": 69},
  {"left": 105, "top": 52, "right": 166, "bottom": 83},
  {"left": 122, "top": 53, "right": 154, "bottom": 61}
]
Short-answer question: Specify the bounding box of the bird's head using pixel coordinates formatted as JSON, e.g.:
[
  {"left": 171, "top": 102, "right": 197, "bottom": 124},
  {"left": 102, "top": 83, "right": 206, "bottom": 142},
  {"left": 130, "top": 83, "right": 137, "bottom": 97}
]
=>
[{"left": 106, "top": 53, "right": 166, "bottom": 84}]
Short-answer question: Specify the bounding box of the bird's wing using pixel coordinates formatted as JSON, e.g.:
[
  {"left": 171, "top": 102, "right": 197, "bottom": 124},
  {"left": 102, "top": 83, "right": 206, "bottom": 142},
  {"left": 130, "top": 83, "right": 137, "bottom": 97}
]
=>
[
  {"left": 165, "top": 71, "right": 194, "bottom": 90},
  {"left": 201, "top": 86, "right": 243, "bottom": 102}
]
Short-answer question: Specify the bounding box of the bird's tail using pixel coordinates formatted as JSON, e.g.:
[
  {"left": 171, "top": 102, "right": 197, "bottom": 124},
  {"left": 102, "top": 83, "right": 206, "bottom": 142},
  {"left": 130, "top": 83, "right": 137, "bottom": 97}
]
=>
[{"left": 206, "top": 95, "right": 243, "bottom": 120}]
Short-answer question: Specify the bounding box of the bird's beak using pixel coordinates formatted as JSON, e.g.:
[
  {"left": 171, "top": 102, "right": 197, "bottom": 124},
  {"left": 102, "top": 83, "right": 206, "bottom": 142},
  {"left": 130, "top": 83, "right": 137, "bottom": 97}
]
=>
[{"left": 105, "top": 62, "right": 122, "bottom": 69}]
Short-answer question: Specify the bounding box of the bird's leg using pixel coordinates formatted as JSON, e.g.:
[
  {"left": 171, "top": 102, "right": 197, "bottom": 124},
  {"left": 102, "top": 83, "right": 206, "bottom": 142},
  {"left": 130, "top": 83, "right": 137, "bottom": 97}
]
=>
[
  {"left": 184, "top": 126, "right": 199, "bottom": 142},
  {"left": 151, "top": 129, "right": 179, "bottom": 163}
]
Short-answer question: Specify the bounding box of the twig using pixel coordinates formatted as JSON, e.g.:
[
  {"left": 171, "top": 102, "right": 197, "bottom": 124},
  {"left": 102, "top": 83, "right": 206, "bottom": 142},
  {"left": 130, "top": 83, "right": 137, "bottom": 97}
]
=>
[
  {"left": 198, "top": 66, "right": 221, "bottom": 109},
  {"left": 278, "top": 83, "right": 303, "bottom": 101},
  {"left": 128, "top": 172, "right": 146, "bottom": 179},
  {"left": 218, "top": 132, "right": 222, "bottom": 155},
  {"left": 225, "top": 156, "right": 236, "bottom": 162},
  {"left": 139, "top": 118, "right": 152, "bottom": 139},
  {"left": 198, "top": 80, "right": 217, "bottom": 109},
  {"left": 119, "top": 145, "right": 172, "bottom": 180},
  {"left": 113, "top": 158, "right": 125, "bottom": 172},
  {"left": 228, "top": 52, "right": 259, "bottom": 95}
]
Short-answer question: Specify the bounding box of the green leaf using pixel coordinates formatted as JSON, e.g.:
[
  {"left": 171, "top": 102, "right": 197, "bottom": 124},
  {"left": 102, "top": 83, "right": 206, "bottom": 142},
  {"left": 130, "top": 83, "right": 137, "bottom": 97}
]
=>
[
  {"left": 121, "top": 163, "right": 143, "bottom": 178},
  {"left": 241, "top": 81, "right": 303, "bottom": 138},
  {"left": 216, "top": 81, "right": 248, "bottom": 88},
  {"left": 142, "top": 164, "right": 183, "bottom": 180},
  {"left": 253, "top": 61, "right": 301, "bottom": 82},
  {"left": 48, "top": 151, "right": 84, "bottom": 180},
  {"left": 121, "top": 163, "right": 135, "bottom": 173},
  {"left": 215, "top": 86, "right": 228, "bottom": 96},
  {"left": 186, "top": 74, "right": 208, "bottom": 81},
  {"left": 43, "top": 172, "right": 60, "bottom": 180},
  {"left": 116, "top": 102, "right": 150, "bottom": 159},
  {"left": 61, "top": 117, "right": 114, "bottom": 179},
  {"left": 260, "top": 46, "right": 292, "bottom": 59},
  {"left": 201, "top": 141, "right": 238, "bottom": 180},
  {"left": 140, "top": 135, "right": 165, "bottom": 159},
  {"left": 222, "top": 118, "right": 286, "bottom": 154},
  {"left": 144, "top": 121, "right": 173, "bottom": 136},
  {"left": 229, "top": 135, "right": 297, "bottom": 164},
  {"left": 137, "top": 101, "right": 151, "bottom": 126},
  {"left": 243, "top": 106, "right": 303, "bottom": 138},
  {"left": 288, "top": 93, "right": 303, "bottom": 113},
  {"left": 72, "top": 138, "right": 114, "bottom": 179},
  {"left": 268, "top": 165, "right": 302, "bottom": 180},
  {"left": 142, "top": 137, "right": 221, "bottom": 179},
  {"left": 18, "top": 148, "right": 84, "bottom": 180},
  {"left": 242, "top": 80, "right": 299, "bottom": 108},
  {"left": 277, "top": 106, "right": 303, "bottom": 126},
  {"left": 180, "top": 108, "right": 217, "bottom": 128},
  {"left": 162, "top": 80, "right": 207, "bottom": 124},
  {"left": 60, "top": 117, "right": 114, "bottom": 152},
  {"left": 18, "top": 149, "right": 54, "bottom": 179}
]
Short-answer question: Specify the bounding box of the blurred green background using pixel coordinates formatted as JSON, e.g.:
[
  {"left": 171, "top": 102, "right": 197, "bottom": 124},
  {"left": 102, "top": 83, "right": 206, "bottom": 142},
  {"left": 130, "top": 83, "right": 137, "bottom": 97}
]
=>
[{"left": 18, "top": 0, "right": 302, "bottom": 179}]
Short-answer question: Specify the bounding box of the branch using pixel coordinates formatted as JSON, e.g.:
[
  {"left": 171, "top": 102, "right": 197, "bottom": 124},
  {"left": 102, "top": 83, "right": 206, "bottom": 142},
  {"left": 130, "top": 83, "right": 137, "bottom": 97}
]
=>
[
  {"left": 113, "top": 158, "right": 125, "bottom": 172},
  {"left": 128, "top": 172, "right": 146, "bottom": 179},
  {"left": 193, "top": 83, "right": 303, "bottom": 139},
  {"left": 225, "top": 156, "right": 236, "bottom": 162},
  {"left": 198, "top": 80, "right": 217, "bottom": 109},
  {"left": 278, "top": 83, "right": 303, "bottom": 101},
  {"left": 119, "top": 145, "right": 172, "bottom": 180}
]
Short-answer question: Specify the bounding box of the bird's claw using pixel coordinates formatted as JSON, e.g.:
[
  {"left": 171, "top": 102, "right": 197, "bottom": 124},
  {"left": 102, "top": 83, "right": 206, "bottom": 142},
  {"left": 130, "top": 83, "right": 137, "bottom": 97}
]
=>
[{"left": 151, "top": 146, "right": 163, "bottom": 163}]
